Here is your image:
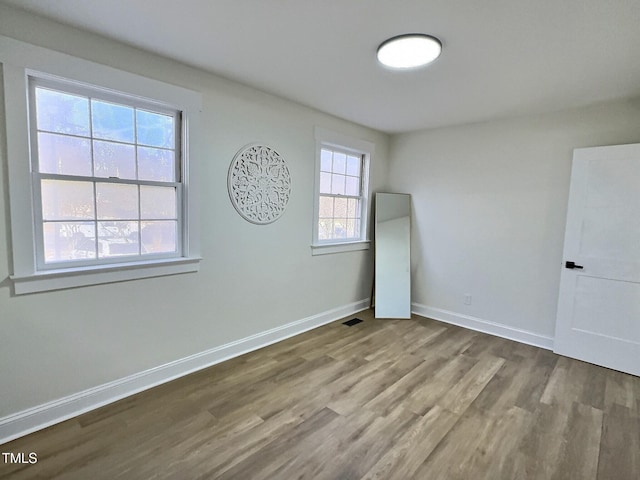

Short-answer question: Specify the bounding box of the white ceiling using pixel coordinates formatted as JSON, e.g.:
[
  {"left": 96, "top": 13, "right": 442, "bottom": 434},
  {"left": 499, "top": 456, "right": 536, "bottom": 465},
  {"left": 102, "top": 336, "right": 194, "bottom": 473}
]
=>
[{"left": 3, "top": 0, "right": 640, "bottom": 133}]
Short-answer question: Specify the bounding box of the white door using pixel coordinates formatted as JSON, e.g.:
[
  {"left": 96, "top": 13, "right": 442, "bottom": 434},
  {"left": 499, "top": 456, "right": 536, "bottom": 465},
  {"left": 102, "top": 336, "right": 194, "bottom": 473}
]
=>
[{"left": 555, "top": 143, "right": 640, "bottom": 376}]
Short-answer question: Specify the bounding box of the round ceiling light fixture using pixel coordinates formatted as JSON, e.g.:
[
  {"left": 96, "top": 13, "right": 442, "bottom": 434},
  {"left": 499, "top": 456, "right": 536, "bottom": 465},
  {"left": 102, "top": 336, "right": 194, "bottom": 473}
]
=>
[{"left": 377, "top": 34, "right": 442, "bottom": 69}]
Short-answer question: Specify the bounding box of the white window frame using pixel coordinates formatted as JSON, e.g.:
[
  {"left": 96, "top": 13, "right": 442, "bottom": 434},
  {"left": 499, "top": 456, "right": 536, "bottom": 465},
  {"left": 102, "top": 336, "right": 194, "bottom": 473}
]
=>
[
  {"left": 1, "top": 36, "right": 202, "bottom": 294},
  {"left": 312, "top": 127, "right": 373, "bottom": 256}
]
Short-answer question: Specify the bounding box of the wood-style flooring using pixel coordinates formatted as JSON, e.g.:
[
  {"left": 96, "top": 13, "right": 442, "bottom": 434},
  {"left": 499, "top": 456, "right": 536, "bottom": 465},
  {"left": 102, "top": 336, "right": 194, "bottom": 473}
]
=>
[{"left": 1, "top": 309, "right": 639, "bottom": 479}]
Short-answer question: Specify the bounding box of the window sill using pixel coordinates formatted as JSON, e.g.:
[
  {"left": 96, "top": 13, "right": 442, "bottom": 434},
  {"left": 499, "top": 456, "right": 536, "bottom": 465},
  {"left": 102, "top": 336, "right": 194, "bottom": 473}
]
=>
[
  {"left": 10, "top": 257, "right": 202, "bottom": 295},
  {"left": 311, "top": 241, "right": 370, "bottom": 256}
]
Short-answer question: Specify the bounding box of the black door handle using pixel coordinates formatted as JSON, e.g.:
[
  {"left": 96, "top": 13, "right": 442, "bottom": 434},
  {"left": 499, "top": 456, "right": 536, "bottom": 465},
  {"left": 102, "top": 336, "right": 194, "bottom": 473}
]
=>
[{"left": 565, "top": 261, "right": 584, "bottom": 269}]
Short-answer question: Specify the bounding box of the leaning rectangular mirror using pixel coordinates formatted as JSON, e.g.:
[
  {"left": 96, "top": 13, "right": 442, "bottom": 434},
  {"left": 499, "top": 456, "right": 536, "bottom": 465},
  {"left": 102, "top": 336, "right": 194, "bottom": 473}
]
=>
[{"left": 375, "top": 193, "right": 411, "bottom": 319}]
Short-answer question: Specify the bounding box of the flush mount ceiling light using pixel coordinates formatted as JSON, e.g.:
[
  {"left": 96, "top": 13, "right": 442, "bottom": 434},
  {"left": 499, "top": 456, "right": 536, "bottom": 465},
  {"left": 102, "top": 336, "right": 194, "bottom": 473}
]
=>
[{"left": 377, "top": 34, "right": 442, "bottom": 69}]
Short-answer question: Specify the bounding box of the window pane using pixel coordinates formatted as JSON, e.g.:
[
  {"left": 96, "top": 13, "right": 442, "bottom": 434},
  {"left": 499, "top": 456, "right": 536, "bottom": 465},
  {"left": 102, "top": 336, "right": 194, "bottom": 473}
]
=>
[
  {"left": 320, "top": 149, "right": 332, "bottom": 172},
  {"left": 347, "top": 198, "right": 359, "bottom": 218},
  {"left": 41, "top": 179, "right": 94, "bottom": 220},
  {"left": 318, "top": 219, "right": 333, "bottom": 240},
  {"left": 141, "top": 221, "right": 177, "bottom": 254},
  {"left": 333, "top": 218, "right": 347, "bottom": 239},
  {"left": 35, "top": 88, "right": 90, "bottom": 136},
  {"left": 346, "top": 155, "right": 361, "bottom": 177},
  {"left": 331, "top": 174, "right": 345, "bottom": 195},
  {"left": 346, "top": 219, "right": 356, "bottom": 239},
  {"left": 334, "top": 197, "right": 348, "bottom": 218},
  {"left": 43, "top": 222, "right": 96, "bottom": 262},
  {"left": 96, "top": 183, "right": 138, "bottom": 220},
  {"left": 345, "top": 176, "right": 360, "bottom": 196},
  {"left": 136, "top": 110, "right": 174, "bottom": 148},
  {"left": 138, "top": 146, "right": 176, "bottom": 181},
  {"left": 91, "top": 99, "right": 134, "bottom": 143},
  {"left": 333, "top": 152, "right": 346, "bottom": 174},
  {"left": 38, "top": 132, "right": 92, "bottom": 176},
  {"left": 319, "top": 195, "right": 334, "bottom": 218},
  {"left": 319, "top": 172, "right": 331, "bottom": 194},
  {"left": 140, "top": 186, "right": 176, "bottom": 219},
  {"left": 97, "top": 221, "right": 139, "bottom": 258},
  {"left": 94, "top": 140, "right": 136, "bottom": 179}
]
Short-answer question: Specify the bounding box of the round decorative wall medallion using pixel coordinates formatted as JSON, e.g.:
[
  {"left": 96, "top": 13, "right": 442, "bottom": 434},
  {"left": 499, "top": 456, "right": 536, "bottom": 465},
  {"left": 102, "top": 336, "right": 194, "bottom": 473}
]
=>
[{"left": 227, "top": 144, "right": 292, "bottom": 224}]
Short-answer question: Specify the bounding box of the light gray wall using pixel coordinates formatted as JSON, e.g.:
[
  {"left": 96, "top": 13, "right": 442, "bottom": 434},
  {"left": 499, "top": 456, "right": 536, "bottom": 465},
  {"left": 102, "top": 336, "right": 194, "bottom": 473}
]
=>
[
  {"left": 389, "top": 98, "right": 640, "bottom": 339},
  {"left": 0, "top": 6, "right": 389, "bottom": 416}
]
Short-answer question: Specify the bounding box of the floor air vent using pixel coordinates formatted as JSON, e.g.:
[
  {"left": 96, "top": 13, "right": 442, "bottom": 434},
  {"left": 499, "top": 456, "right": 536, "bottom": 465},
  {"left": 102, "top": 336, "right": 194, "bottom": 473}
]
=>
[{"left": 342, "top": 318, "right": 363, "bottom": 327}]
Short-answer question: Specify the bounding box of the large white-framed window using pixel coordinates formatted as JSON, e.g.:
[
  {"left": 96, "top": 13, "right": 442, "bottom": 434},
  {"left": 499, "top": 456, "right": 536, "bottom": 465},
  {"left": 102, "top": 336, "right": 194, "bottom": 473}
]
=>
[
  {"left": 31, "top": 77, "right": 183, "bottom": 268},
  {"left": 1, "top": 35, "right": 202, "bottom": 294},
  {"left": 312, "top": 127, "right": 373, "bottom": 255}
]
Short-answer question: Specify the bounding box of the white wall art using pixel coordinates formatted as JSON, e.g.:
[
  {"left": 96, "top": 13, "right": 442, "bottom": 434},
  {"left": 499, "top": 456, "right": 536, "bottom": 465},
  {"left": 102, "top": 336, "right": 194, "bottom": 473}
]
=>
[{"left": 228, "top": 144, "right": 292, "bottom": 224}]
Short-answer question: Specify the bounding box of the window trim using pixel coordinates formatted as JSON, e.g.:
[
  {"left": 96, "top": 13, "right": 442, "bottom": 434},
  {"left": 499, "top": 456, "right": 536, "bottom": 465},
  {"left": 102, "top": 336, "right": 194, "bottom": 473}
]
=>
[
  {"left": 1, "top": 35, "right": 202, "bottom": 294},
  {"left": 311, "top": 127, "right": 373, "bottom": 255}
]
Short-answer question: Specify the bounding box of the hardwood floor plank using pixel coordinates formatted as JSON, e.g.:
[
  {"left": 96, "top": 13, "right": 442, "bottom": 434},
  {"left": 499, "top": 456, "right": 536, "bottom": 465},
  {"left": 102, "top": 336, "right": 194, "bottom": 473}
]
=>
[
  {"left": 551, "top": 403, "right": 602, "bottom": 480},
  {"left": 517, "top": 403, "right": 572, "bottom": 480},
  {"left": 362, "top": 355, "right": 449, "bottom": 416},
  {"left": 273, "top": 406, "right": 418, "bottom": 480},
  {"left": 514, "top": 349, "right": 559, "bottom": 412},
  {"left": 262, "top": 407, "right": 382, "bottom": 480},
  {"left": 580, "top": 364, "right": 607, "bottom": 410},
  {"left": 604, "top": 370, "right": 638, "bottom": 412},
  {"left": 518, "top": 402, "right": 603, "bottom": 480},
  {"left": 436, "top": 354, "right": 505, "bottom": 414},
  {"left": 363, "top": 322, "right": 447, "bottom": 362},
  {"left": 471, "top": 361, "right": 525, "bottom": 415},
  {"left": 540, "top": 356, "right": 596, "bottom": 408},
  {"left": 324, "top": 327, "right": 396, "bottom": 361},
  {"left": 210, "top": 407, "right": 340, "bottom": 480},
  {"left": 326, "top": 353, "right": 423, "bottom": 416},
  {"left": 413, "top": 324, "right": 478, "bottom": 359},
  {"left": 360, "top": 405, "right": 459, "bottom": 480},
  {"left": 411, "top": 406, "right": 494, "bottom": 479},
  {"left": 404, "top": 354, "right": 477, "bottom": 415},
  {"left": 597, "top": 404, "right": 640, "bottom": 480},
  {"left": 454, "top": 406, "right": 533, "bottom": 480},
  {"left": 200, "top": 401, "right": 328, "bottom": 477}
]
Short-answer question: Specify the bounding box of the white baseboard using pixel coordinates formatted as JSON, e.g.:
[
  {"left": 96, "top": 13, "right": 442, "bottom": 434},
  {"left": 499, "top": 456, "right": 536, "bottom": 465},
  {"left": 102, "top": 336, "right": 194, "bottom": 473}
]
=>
[
  {"left": 412, "top": 303, "right": 554, "bottom": 351},
  {"left": 0, "top": 299, "right": 370, "bottom": 446}
]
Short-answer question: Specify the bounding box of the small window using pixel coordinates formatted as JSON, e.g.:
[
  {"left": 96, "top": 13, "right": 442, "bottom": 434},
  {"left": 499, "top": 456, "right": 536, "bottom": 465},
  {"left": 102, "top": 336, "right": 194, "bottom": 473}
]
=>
[
  {"left": 30, "top": 78, "right": 182, "bottom": 269},
  {"left": 312, "top": 128, "right": 373, "bottom": 254},
  {"left": 317, "top": 147, "right": 365, "bottom": 241}
]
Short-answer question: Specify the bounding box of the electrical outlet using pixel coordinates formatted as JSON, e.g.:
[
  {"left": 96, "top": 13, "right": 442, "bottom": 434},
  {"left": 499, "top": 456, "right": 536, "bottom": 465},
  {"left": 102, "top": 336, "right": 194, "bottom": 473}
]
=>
[{"left": 464, "top": 294, "right": 472, "bottom": 305}]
